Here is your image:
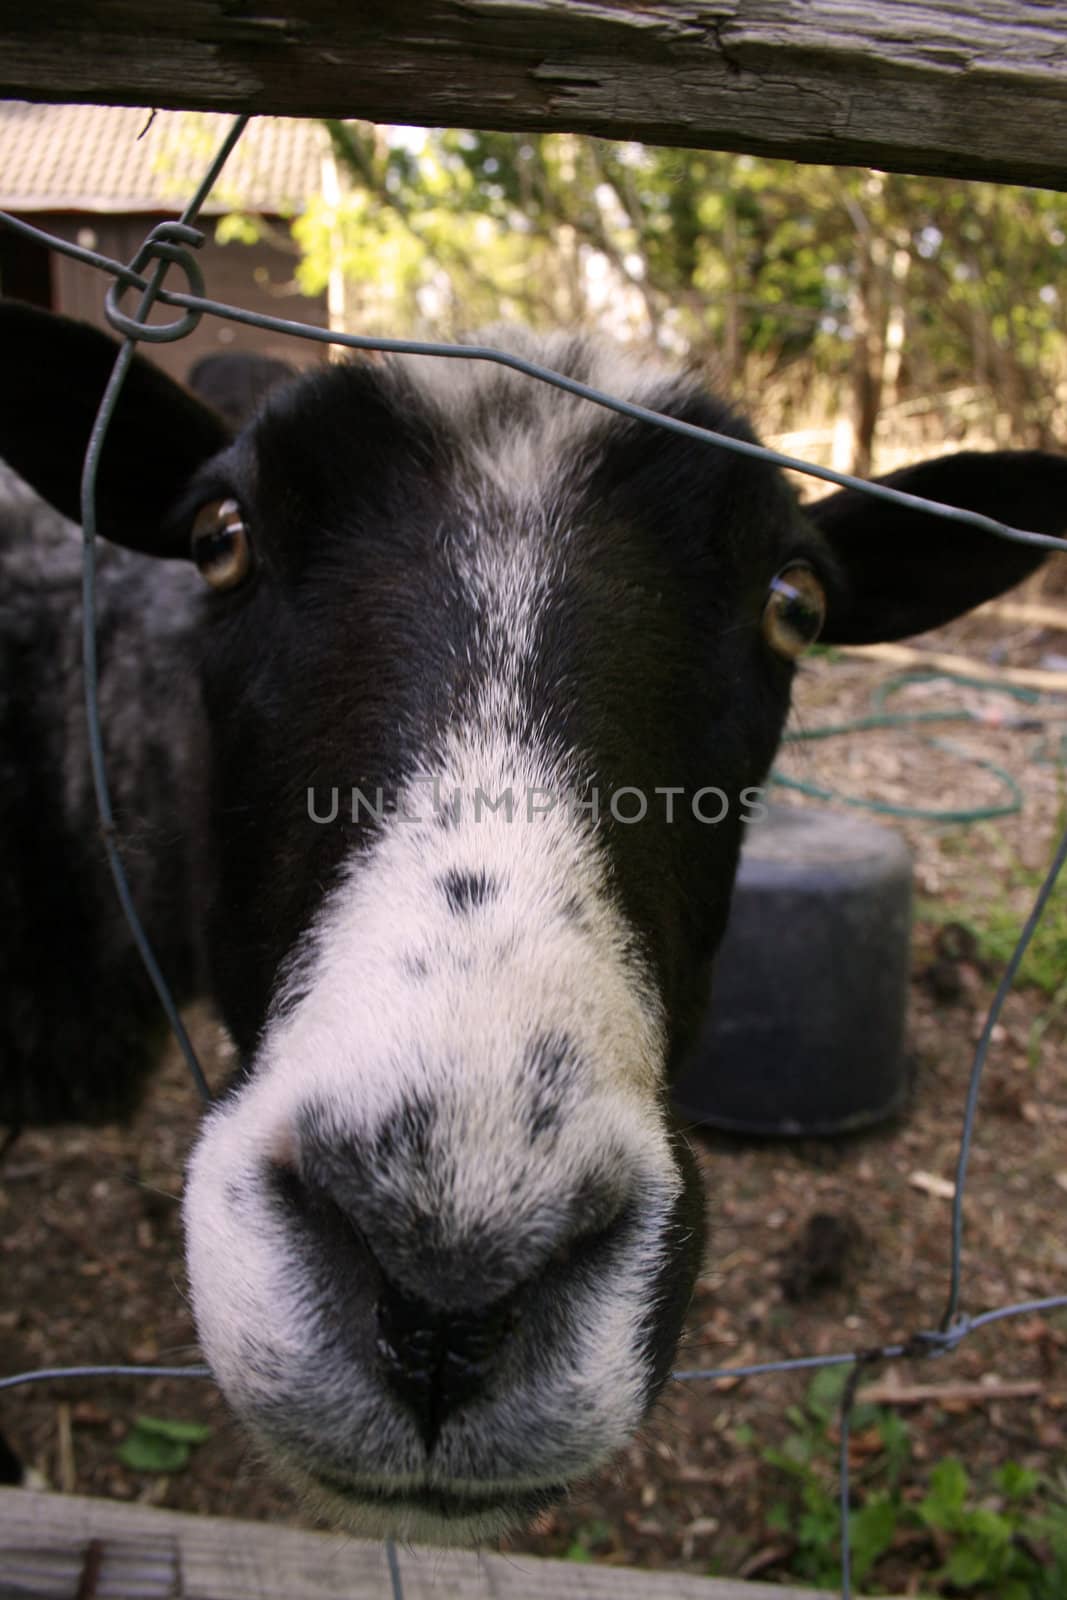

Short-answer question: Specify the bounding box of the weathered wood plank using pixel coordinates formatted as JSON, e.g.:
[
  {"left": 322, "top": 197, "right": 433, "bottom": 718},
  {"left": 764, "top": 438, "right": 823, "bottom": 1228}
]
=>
[
  {"left": 0, "top": 1487, "right": 857, "bottom": 1599},
  {"left": 1, "top": 2, "right": 1066, "bottom": 189}
]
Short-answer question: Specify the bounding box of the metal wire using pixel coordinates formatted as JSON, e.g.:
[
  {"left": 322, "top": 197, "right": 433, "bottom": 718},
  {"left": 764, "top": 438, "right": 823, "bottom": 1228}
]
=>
[
  {"left": 0, "top": 1365, "right": 213, "bottom": 1393},
  {"left": 73, "top": 114, "right": 252, "bottom": 1104},
  {"left": 1, "top": 111, "right": 1066, "bottom": 1598},
  {"left": 385, "top": 1537, "right": 404, "bottom": 1600},
  {"left": 2, "top": 206, "right": 1067, "bottom": 555},
  {"left": 943, "top": 823, "right": 1067, "bottom": 1330},
  {"left": 79, "top": 334, "right": 211, "bottom": 1104}
]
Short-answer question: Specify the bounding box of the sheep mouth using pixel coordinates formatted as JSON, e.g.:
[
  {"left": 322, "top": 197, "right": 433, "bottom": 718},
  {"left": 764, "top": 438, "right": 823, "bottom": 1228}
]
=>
[{"left": 308, "top": 1469, "right": 564, "bottom": 1523}]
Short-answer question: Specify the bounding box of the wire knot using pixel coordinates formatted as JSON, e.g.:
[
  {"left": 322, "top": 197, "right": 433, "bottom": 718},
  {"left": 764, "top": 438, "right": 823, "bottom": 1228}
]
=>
[
  {"left": 902, "top": 1322, "right": 969, "bottom": 1361},
  {"left": 104, "top": 221, "right": 206, "bottom": 344}
]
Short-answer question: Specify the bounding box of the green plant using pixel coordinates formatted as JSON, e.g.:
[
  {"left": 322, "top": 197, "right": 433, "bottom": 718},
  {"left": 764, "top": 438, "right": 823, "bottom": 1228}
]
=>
[
  {"left": 762, "top": 1371, "right": 1067, "bottom": 1595},
  {"left": 918, "top": 845, "right": 1067, "bottom": 1002},
  {"left": 763, "top": 1367, "right": 904, "bottom": 1587},
  {"left": 916, "top": 1459, "right": 1067, "bottom": 1599},
  {"left": 117, "top": 1414, "right": 213, "bottom": 1473},
  {"left": 563, "top": 1518, "right": 616, "bottom": 1562}
]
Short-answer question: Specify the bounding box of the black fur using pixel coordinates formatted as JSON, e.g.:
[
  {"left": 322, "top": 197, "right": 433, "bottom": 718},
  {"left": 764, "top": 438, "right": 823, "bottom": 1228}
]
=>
[
  {"left": 184, "top": 350, "right": 296, "bottom": 431},
  {"left": 439, "top": 868, "right": 498, "bottom": 914},
  {"left": 0, "top": 467, "right": 207, "bottom": 1124},
  {"left": 522, "top": 1031, "right": 576, "bottom": 1142}
]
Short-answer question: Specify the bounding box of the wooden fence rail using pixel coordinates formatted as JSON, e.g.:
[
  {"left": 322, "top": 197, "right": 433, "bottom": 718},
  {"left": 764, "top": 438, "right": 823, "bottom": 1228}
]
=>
[
  {"left": 2, "top": 3, "right": 1067, "bottom": 189},
  {"left": 0, "top": 1487, "right": 866, "bottom": 1600}
]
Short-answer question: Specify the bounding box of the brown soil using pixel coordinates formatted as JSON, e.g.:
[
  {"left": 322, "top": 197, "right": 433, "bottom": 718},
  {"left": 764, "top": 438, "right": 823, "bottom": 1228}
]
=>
[{"left": 3, "top": 613, "right": 1067, "bottom": 1593}]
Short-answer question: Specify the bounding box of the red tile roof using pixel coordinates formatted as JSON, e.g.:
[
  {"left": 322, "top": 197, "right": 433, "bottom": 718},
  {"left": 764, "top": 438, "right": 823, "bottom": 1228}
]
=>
[{"left": 0, "top": 103, "right": 327, "bottom": 214}]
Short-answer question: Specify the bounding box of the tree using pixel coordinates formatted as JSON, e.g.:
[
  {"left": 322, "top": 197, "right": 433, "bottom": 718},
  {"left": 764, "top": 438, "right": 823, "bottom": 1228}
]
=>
[{"left": 231, "top": 121, "right": 1067, "bottom": 471}]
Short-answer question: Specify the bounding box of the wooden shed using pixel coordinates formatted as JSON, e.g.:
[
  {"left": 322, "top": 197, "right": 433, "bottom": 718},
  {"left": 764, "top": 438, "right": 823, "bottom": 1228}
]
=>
[{"left": 0, "top": 101, "right": 331, "bottom": 384}]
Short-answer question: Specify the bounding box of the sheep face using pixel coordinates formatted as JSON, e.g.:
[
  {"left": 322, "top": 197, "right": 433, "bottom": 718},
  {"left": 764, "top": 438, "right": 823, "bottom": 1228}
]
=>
[
  {"left": 2, "top": 304, "right": 1063, "bottom": 1542},
  {"left": 180, "top": 337, "right": 799, "bottom": 1538}
]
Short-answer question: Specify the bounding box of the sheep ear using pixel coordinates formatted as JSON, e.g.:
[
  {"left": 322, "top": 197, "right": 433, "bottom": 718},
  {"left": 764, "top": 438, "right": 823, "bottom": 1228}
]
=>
[
  {"left": 807, "top": 450, "right": 1067, "bottom": 644},
  {"left": 0, "top": 301, "right": 230, "bottom": 557}
]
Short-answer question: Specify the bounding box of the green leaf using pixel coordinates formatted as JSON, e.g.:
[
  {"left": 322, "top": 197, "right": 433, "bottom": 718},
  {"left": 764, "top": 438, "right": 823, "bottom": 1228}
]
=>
[
  {"left": 996, "top": 1461, "right": 1040, "bottom": 1501},
  {"left": 117, "top": 1414, "right": 212, "bottom": 1473},
  {"left": 564, "top": 1543, "right": 592, "bottom": 1563},
  {"left": 877, "top": 1411, "right": 911, "bottom": 1486},
  {"left": 766, "top": 1501, "right": 792, "bottom": 1533},
  {"left": 798, "top": 1509, "right": 837, "bottom": 1546},
  {"left": 118, "top": 1430, "right": 190, "bottom": 1472},
  {"left": 964, "top": 1505, "right": 1013, "bottom": 1549},
  {"left": 849, "top": 1499, "right": 898, "bottom": 1581},
  {"left": 766, "top": 1434, "right": 815, "bottom": 1474},
  {"left": 848, "top": 1401, "right": 883, "bottom": 1434},
  {"left": 806, "top": 1366, "right": 849, "bottom": 1421},
  {"left": 215, "top": 212, "right": 263, "bottom": 247},
  {"left": 920, "top": 1457, "right": 969, "bottom": 1529},
  {"left": 133, "top": 1415, "right": 213, "bottom": 1444},
  {"left": 942, "top": 1541, "right": 992, "bottom": 1586}
]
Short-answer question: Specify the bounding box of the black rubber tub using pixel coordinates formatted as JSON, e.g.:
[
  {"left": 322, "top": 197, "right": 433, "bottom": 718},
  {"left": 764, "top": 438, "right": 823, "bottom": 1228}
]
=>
[{"left": 672, "top": 804, "right": 913, "bottom": 1136}]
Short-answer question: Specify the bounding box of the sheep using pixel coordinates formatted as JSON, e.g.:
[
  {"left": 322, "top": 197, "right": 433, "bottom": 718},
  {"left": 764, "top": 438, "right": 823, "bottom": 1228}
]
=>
[
  {"left": 1, "top": 298, "right": 1064, "bottom": 1540},
  {"left": 0, "top": 343, "right": 288, "bottom": 1129},
  {"left": 0, "top": 456, "right": 207, "bottom": 1126},
  {"left": 184, "top": 349, "right": 297, "bottom": 432}
]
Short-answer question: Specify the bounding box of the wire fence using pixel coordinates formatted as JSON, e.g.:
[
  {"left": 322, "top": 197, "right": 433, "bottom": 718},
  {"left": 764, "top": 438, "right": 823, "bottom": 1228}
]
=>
[{"left": 1, "top": 112, "right": 1067, "bottom": 1600}]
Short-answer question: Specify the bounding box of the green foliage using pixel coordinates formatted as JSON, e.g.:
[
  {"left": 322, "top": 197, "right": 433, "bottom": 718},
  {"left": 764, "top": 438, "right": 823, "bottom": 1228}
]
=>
[
  {"left": 764, "top": 1367, "right": 905, "bottom": 1586},
  {"left": 117, "top": 1414, "right": 212, "bottom": 1473},
  {"left": 273, "top": 120, "right": 1067, "bottom": 457},
  {"left": 971, "top": 884, "right": 1067, "bottom": 1002},
  {"left": 563, "top": 1518, "right": 615, "bottom": 1562},
  {"left": 215, "top": 212, "right": 264, "bottom": 247},
  {"left": 916, "top": 1458, "right": 1067, "bottom": 1597},
  {"left": 762, "top": 1373, "right": 1067, "bottom": 1594},
  {"left": 919, "top": 833, "right": 1067, "bottom": 1000}
]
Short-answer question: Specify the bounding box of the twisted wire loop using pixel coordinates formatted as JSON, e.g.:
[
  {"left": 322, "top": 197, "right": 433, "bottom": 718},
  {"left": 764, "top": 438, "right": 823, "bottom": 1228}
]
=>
[
  {"left": 0, "top": 112, "right": 1066, "bottom": 1600},
  {"left": 104, "top": 221, "right": 206, "bottom": 343}
]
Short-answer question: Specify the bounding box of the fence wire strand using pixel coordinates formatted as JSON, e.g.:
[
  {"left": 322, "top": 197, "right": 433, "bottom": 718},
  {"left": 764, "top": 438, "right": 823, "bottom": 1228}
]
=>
[
  {"left": 1, "top": 112, "right": 1066, "bottom": 1599},
  {"left": 2, "top": 208, "right": 1067, "bottom": 556},
  {"left": 73, "top": 111, "right": 253, "bottom": 1105}
]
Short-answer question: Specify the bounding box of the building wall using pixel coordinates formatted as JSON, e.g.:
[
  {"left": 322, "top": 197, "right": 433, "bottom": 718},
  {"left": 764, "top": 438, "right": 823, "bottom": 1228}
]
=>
[{"left": 25, "top": 213, "right": 330, "bottom": 385}]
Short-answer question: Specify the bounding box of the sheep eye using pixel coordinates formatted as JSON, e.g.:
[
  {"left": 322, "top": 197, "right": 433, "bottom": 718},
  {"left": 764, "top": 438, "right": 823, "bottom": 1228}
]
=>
[
  {"left": 762, "top": 564, "right": 826, "bottom": 659},
  {"left": 191, "top": 498, "right": 253, "bottom": 591}
]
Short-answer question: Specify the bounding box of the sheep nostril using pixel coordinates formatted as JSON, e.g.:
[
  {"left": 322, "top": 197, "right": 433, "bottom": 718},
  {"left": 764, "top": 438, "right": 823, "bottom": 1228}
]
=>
[{"left": 374, "top": 1279, "right": 519, "bottom": 1451}]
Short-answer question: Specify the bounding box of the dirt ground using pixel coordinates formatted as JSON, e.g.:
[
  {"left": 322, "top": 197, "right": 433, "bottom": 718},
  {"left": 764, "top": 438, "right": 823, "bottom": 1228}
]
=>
[{"left": 3, "top": 601, "right": 1067, "bottom": 1594}]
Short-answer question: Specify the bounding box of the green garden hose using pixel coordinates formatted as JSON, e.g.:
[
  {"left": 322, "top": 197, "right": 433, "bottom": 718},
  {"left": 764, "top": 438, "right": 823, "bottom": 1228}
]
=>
[{"left": 771, "top": 669, "right": 1064, "bottom": 824}]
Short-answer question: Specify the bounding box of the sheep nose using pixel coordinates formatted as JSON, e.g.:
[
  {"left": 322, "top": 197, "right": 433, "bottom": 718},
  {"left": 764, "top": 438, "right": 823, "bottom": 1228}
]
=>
[
  {"left": 375, "top": 1277, "right": 518, "bottom": 1451},
  {"left": 268, "top": 1135, "right": 535, "bottom": 1450}
]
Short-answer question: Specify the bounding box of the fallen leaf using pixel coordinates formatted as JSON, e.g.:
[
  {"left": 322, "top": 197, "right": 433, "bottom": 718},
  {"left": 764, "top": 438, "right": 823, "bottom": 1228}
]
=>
[{"left": 909, "top": 1170, "right": 956, "bottom": 1200}]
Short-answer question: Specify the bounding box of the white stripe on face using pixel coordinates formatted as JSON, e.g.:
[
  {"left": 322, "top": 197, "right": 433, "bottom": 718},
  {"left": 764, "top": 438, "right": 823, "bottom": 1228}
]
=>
[{"left": 183, "top": 724, "right": 682, "bottom": 1527}]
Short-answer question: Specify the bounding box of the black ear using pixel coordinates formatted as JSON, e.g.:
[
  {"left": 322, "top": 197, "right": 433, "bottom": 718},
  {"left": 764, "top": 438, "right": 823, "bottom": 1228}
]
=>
[
  {"left": 0, "top": 300, "right": 231, "bottom": 557},
  {"left": 186, "top": 349, "right": 297, "bottom": 430},
  {"left": 808, "top": 450, "right": 1067, "bottom": 644}
]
